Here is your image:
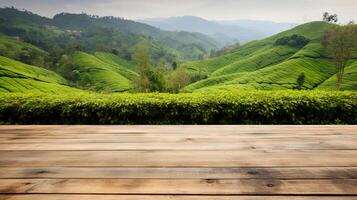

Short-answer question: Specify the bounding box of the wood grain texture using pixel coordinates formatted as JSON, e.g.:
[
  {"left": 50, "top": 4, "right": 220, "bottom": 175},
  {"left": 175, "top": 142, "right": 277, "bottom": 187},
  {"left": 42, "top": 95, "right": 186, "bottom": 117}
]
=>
[
  {"left": 1, "top": 195, "right": 357, "bottom": 200},
  {"left": 0, "top": 125, "right": 356, "bottom": 199},
  {"left": 1, "top": 141, "right": 357, "bottom": 150},
  {"left": 1, "top": 150, "right": 357, "bottom": 167},
  {"left": 0, "top": 167, "right": 356, "bottom": 179},
  {"left": 1, "top": 178, "right": 357, "bottom": 194}
]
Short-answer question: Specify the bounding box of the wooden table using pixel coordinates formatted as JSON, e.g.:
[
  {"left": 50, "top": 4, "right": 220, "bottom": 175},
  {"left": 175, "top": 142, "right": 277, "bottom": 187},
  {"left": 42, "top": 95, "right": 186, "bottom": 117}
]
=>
[{"left": 0, "top": 125, "right": 356, "bottom": 199}]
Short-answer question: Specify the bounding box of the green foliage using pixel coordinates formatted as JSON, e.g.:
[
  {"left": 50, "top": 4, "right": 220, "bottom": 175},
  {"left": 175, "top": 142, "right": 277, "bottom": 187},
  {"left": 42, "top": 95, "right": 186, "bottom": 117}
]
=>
[
  {"left": 296, "top": 73, "right": 306, "bottom": 90},
  {"left": 0, "top": 90, "right": 356, "bottom": 124},
  {"left": 172, "top": 61, "right": 178, "bottom": 70},
  {"left": 169, "top": 67, "right": 191, "bottom": 93},
  {"left": 275, "top": 34, "right": 310, "bottom": 48}
]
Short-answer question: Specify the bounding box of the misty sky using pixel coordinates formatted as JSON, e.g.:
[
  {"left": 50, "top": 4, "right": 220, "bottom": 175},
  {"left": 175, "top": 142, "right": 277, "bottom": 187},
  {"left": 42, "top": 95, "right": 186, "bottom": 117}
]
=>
[{"left": 1, "top": 0, "right": 356, "bottom": 23}]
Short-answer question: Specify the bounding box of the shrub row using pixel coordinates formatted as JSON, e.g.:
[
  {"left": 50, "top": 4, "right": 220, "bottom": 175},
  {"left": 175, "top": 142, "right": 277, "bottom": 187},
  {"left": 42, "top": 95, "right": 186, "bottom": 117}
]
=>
[{"left": 0, "top": 90, "right": 357, "bottom": 124}]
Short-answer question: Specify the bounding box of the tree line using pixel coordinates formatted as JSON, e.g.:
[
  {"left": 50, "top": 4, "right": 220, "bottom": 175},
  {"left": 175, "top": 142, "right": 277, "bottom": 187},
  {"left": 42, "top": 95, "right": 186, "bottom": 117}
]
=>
[{"left": 132, "top": 43, "right": 191, "bottom": 93}]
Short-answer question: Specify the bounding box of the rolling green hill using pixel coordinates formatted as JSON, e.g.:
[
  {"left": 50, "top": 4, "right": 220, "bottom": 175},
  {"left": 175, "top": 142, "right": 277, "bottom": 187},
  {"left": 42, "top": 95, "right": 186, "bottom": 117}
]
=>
[
  {"left": 211, "top": 45, "right": 299, "bottom": 76},
  {"left": 0, "top": 13, "right": 356, "bottom": 94},
  {"left": 183, "top": 21, "right": 355, "bottom": 92},
  {"left": 182, "top": 21, "right": 335, "bottom": 76},
  {"left": 70, "top": 51, "right": 138, "bottom": 92},
  {"left": 0, "top": 35, "right": 137, "bottom": 93},
  {"left": 0, "top": 56, "right": 78, "bottom": 93}
]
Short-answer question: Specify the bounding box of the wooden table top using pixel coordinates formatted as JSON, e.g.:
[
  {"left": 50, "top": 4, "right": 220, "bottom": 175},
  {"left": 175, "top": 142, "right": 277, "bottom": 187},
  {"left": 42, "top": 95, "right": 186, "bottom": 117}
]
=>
[{"left": 0, "top": 125, "right": 357, "bottom": 199}]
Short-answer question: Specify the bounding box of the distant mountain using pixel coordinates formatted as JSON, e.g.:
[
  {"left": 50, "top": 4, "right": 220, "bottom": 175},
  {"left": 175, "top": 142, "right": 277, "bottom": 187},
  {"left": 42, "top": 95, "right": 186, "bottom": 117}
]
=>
[
  {"left": 140, "top": 16, "right": 297, "bottom": 45},
  {"left": 216, "top": 19, "right": 297, "bottom": 37},
  {"left": 0, "top": 8, "right": 219, "bottom": 62}
]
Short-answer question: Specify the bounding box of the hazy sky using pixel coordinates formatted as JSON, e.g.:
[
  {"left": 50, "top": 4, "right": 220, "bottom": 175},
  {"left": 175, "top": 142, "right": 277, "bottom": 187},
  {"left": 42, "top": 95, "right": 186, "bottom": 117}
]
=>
[{"left": 1, "top": 0, "right": 356, "bottom": 23}]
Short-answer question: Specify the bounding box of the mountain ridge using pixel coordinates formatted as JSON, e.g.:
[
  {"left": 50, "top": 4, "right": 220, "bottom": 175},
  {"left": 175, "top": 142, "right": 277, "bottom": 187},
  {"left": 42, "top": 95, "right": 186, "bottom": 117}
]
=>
[{"left": 140, "top": 16, "right": 297, "bottom": 45}]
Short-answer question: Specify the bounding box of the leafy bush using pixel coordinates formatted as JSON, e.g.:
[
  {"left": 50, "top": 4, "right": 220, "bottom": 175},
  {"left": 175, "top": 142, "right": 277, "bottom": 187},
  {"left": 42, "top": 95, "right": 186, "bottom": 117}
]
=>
[
  {"left": 0, "top": 90, "right": 356, "bottom": 125},
  {"left": 275, "top": 34, "right": 310, "bottom": 48}
]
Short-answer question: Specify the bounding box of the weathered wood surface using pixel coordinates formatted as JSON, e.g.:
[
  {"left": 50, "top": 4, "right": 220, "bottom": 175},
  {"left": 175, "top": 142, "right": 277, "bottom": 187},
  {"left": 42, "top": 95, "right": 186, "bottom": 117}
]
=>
[{"left": 0, "top": 125, "right": 356, "bottom": 199}]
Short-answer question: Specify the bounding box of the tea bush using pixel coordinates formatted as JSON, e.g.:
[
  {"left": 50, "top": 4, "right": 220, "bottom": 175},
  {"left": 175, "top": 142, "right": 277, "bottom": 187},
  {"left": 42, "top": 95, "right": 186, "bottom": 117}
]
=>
[{"left": 0, "top": 90, "right": 356, "bottom": 124}]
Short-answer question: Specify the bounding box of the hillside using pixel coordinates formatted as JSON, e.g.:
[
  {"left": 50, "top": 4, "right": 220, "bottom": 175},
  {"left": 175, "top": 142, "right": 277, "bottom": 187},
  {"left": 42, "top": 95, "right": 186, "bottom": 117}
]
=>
[
  {"left": 69, "top": 52, "right": 138, "bottom": 92},
  {"left": 318, "top": 60, "right": 357, "bottom": 90},
  {"left": 0, "top": 32, "right": 137, "bottom": 93},
  {"left": 183, "top": 21, "right": 351, "bottom": 92},
  {"left": 0, "top": 34, "right": 47, "bottom": 67},
  {"left": 0, "top": 7, "right": 218, "bottom": 62},
  {"left": 0, "top": 56, "right": 78, "bottom": 93}
]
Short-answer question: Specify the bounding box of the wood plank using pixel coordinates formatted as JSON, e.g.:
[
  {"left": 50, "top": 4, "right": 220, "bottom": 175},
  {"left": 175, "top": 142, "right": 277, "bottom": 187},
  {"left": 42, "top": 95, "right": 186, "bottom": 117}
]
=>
[
  {"left": 1, "top": 150, "right": 357, "bottom": 167},
  {"left": 1, "top": 125, "right": 357, "bottom": 134},
  {"left": 1, "top": 195, "right": 357, "bottom": 200},
  {"left": 1, "top": 179, "right": 357, "bottom": 195},
  {"left": 0, "top": 130, "right": 355, "bottom": 138},
  {"left": 1, "top": 140, "right": 356, "bottom": 150},
  {"left": 3, "top": 134, "right": 355, "bottom": 141},
  {"left": 1, "top": 125, "right": 356, "bottom": 198},
  {"left": 1, "top": 135, "right": 356, "bottom": 147},
  {"left": 0, "top": 126, "right": 355, "bottom": 136},
  {"left": 0, "top": 167, "right": 356, "bottom": 179}
]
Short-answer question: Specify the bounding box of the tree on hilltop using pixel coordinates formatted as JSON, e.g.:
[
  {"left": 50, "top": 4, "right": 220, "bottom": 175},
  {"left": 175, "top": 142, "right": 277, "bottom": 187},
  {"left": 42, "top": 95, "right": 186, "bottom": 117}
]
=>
[{"left": 323, "top": 12, "right": 338, "bottom": 23}]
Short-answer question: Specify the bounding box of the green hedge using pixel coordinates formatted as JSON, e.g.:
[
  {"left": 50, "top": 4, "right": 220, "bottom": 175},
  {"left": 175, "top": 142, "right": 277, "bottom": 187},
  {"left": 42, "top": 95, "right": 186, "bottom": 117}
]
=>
[{"left": 0, "top": 90, "right": 357, "bottom": 124}]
